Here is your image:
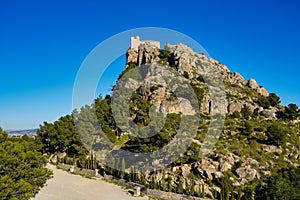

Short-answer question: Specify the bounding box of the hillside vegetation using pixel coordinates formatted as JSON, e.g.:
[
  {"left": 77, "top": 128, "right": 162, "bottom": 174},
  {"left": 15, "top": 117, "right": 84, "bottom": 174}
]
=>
[
  {"left": 34, "top": 42, "right": 300, "bottom": 199},
  {"left": 0, "top": 128, "right": 52, "bottom": 200}
]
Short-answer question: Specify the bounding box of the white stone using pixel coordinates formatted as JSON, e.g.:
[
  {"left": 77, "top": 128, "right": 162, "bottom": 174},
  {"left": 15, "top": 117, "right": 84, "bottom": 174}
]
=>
[{"left": 130, "top": 36, "right": 160, "bottom": 50}]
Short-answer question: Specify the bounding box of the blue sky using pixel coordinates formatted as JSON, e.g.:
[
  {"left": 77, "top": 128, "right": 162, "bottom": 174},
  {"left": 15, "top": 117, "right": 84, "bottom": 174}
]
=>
[{"left": 0, "top": 0, "right": 300, "bottom": 130}]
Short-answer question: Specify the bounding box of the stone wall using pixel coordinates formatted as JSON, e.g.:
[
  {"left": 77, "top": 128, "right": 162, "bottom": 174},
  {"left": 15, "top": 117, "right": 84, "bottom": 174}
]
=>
[
  {"left": 57, "top": 163, "right": 98, "bottom": 177},
  {"left": 104, "top": 175, "right": 206, "bottom": 200},
  {"left": 130, "top": 36, "right": 160, "bottom": 50},
  {"left": 145, "top": 189, "right": 206, "bottom": 200}
]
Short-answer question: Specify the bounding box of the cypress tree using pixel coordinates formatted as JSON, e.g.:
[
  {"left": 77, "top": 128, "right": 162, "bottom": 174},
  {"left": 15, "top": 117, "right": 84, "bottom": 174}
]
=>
[
  {"left": 190, "top": 175, "right": 195, "bottom": 196},
  {"left": 177, "top": 179, "right": 183, "bottom": 194},
  {"left": 120, "top": 158, "right": 125, "bottom": 179},
  {"left": 201, "top": 184, "right": 205, "bottom": 197}
]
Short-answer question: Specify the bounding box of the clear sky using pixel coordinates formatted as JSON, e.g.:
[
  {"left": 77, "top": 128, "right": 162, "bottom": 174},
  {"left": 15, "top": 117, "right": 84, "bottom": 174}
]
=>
[{"left": 1, "top": 0, "right": 300, "bottom": 130}]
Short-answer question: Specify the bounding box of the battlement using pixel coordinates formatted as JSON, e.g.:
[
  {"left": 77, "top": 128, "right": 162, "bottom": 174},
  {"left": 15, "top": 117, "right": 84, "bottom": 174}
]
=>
[{"left": 130, "top": 36, "right": 160, "bottom": 50}]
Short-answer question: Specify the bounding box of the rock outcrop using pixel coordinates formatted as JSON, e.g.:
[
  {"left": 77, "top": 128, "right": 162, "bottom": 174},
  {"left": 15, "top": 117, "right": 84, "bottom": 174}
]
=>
[
  {"left": 126, "top": 43, "right": 160, "bottom": 67},
  {"left": 248, "top": 78, "right": 269, "bottom": 96},
  {"left": 248, "top": 78, "right": 259, "bottom": 90},
  {"left": 114, "top": 39, "right": 289, "bottom": 198},
  {"left": 124, "top": 41, "right": 273, "bottom": 117},
  {"left": 236, "top": 165, "right": 260, "bottom": 184}
]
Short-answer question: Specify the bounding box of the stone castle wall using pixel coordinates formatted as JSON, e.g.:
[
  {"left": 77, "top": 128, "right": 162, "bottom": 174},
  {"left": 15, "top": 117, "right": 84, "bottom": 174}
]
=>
[{"left": 130, "top": 36, "right": 160, "bottom": 50}]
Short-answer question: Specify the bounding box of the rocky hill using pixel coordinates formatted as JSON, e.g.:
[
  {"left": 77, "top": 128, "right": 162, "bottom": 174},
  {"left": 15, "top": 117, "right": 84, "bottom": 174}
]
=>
[
  {"left": 36, "top": 38, "right": 300, "bottom": 200},
  {"left": 126, "top": 41, "right": 272, "bottom": 117},
  {"left": 7, "top": 129, "right": 37, "bottom": 137},
  {"left": 109, "top": 40, "right": 299, "bottom": 199}
]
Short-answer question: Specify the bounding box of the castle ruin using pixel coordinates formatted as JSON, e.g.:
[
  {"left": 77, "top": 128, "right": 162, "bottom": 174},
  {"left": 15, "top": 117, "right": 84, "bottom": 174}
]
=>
[{"left": 130, "top": 36, "right": 160, "bottom": 50}]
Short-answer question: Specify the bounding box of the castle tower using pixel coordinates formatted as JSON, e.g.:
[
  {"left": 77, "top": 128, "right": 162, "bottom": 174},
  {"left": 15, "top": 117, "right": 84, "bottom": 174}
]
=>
[{"left": 130, "top": 36, "right": 140, "bottom": 50}]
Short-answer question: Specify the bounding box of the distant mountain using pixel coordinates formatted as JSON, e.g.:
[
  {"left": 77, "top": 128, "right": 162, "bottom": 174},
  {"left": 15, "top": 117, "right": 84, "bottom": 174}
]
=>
[{"left": 7, "top": 129, "right": 37, "bottom": 137}]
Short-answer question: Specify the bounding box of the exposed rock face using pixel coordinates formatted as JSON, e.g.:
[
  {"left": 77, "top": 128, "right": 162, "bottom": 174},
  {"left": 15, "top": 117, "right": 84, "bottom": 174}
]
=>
[
  {"left": 236, "top": 165, "right": 260, "bottom": 184},
  {"left": 102, "top": 38, "right": 300, "bottom": 200},
  {"left": 126, "top": 48, "right": 138, "bottom": 66},
  {"left": 124, "top": 42, "right": 277, "bottom": 119},
  {"left": 201, "top": 95, "right": 211, "bottom": 114},
  {"left": 261, "top": 145, "right": 283, "bottom": 154},
  {"left": 227, "top": 100, "right": 244, "bottom": 113},
  {"left": 246, "top": 158, "right": 259, "bottom": 166},
  {"left": 218, "top": 153, "right": 239, "bottom": 172},
  {"left": 137, "top": 45, "right": 160, "bottom": 66},
  {"left": 194, "top": 158, "right": 217, "bottom": 180},
  {"left": 126, "top": 43, "right": 160, "bottom": 67},
  {"left": 164, "top": 43, "right": 201, "bottom": 79},
  {"left": 261, "top": 108, "right": 277, "bottom": 119},
  {"left": 232, "top": 72, "right": 246, "bottom": 85},
  {"left": 180, "top": 164, "right": 191, "bottom": 179},
  {"left": 123, "top": 42, "right": 230, "bottom": 116},
  {"left": 247, "top": 78, "right": 268, "bottom": 96},
  {"left": 248, "top": 78, "right": 259, "bottom": 89},
  {"left": 257, "top": 86, "right": 268, "bottom": 96}
]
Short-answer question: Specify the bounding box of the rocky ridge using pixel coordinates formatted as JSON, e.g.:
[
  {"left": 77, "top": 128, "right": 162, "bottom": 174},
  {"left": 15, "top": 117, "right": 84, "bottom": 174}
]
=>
[
  {"left": 109, "top": 40, "right": 300, "bottom": 199},
  {"left": 125, "top": 42, "right": 273, "bottom": 117}
]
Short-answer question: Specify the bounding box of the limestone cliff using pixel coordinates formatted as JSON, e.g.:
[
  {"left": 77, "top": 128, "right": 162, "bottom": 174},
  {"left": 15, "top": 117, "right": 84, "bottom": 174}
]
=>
[{"left": 124, "top": 40, "right": 275, "bottom": 118}]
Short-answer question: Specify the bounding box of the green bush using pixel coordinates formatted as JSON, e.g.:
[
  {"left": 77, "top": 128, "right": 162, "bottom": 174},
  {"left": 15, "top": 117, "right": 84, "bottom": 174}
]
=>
[
  {"left": 241, "top": 106, "right": 252, "bottom": 119},
  {"left": 266, "top": 123, "right": 287, "bottom": 146},
  {"left": 183, "top": 71, "right": 189, "bottom": 79},
  {"left": 255, "top": 166, "right": 300, "bottom": 200},
  {"left": 284, "top": 103, "right": 300, "bottom": 120},
  {"left": 231, "top": 111, "right": 241, "bottom": 118},
  {"left": 268, "top": 93, "right": 281, "bottom": 107},
  {"left": 242, "top": 121, "right": 254, "bottom": 136},
  {"left": 0, "top": 133, "right": 52, "bottom": 199},
  {"left": 257, "top": 96, "right": 270, "bottom": 109}
]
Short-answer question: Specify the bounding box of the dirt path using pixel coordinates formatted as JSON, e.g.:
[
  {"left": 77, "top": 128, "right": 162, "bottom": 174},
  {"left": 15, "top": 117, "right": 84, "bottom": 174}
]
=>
[{"left": 32, "top": 164, "right": 148, "bottom": 200}]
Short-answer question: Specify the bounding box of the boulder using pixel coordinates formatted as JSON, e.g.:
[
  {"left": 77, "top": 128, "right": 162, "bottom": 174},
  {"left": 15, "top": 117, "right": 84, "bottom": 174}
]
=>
[
  {"left": 218, "top": 153, "right": 238, "bottom": 172},
  {"left": 220, "top": 162, "right": 233, "bottom": 172},
  {"left": 236, "top": 165, "right": 260, "bottom": 182},
  {"left": 214, "top": 171, "right": 224, "bottom": 179},
  {"left": 261, "top": 144, "right": 283, "bottom": 154},
  {"left": 194, "top": 158, "right": 216, "bottom": 180},
  {"left": 246, "top": 158, "right": 259, "bottom": 166},
  {"left": 257, "top": 86, "right": 268, "bottom": 96},
  {"left": 202, "top": 95, "right": 210, "bottom": 114},
  {"left": 261, "top": 108, "right": 276, "bottom": 119},
  {"left": 180, "top": 164, "right": 191, "bottom": 179},
  {"left": 228, "top": 100, "right": 243, "bottom": 113},
  {"left": 233, "top": 72, "right": 246, "bottom": 84},
  {"left": 248, "top": 78, "right": 259, "bottom": 89},
  {"left": 137, "top": 45, "right": 160, "bottom": 66}
]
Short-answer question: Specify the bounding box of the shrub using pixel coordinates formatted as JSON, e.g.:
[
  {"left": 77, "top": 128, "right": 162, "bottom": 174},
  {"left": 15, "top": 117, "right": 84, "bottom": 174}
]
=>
[
  {"left": 241, "top": 106, "right": 252, "bottom": 119},
  {"left": 255, "top": 166, "right": 300, "bottom": 200},
  {"left": 242, "top": 121, "right": 254, "bottom": 136},
  {"left": 257, "top": 96, "right": 270, "bottom": 109},
  {"left": 268, "top": 93, "right": 281, "bottom": 107},
  {"left": 252, "top": 108, "right": 260, "bottom": 118},
  {"left": 266, "top": 123, "right": 287, "bottom": 146},
  {"left": 284, "top": 103, "right": 300, "bottom": 120},
  {"left": 231, "top": 111, "right": 241, "bottom": 118},
  {"left": 183, "top": 71, "right": 189, "bottom": 79}
]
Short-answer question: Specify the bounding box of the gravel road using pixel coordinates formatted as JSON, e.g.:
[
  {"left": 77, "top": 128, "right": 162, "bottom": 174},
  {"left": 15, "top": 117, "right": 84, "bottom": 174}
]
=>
[{"left": 32, "top": 164, "right": 148, "bottom": 200}]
